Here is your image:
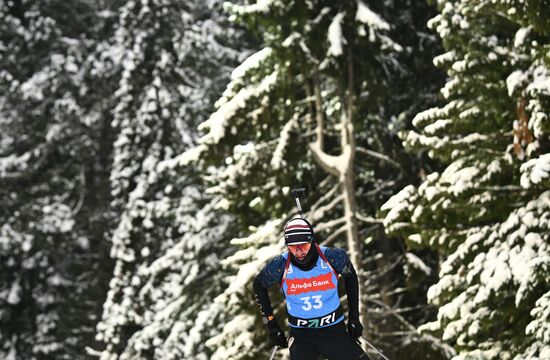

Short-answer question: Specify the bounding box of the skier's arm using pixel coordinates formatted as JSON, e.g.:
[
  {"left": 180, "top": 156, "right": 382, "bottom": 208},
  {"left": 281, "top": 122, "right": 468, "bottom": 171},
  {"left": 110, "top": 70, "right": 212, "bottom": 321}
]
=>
[
  {"left": 252, "top": 256, "right": 285, "bottom": 318},
  {"left": 326, "top": 248, "right": 360, "bottom": 320},
  {"left": 253, "top": 256, "right": 289, "bottom": 348},
  {"left": 341, "top": 261, "right": 360, "bottom": 320},
  {"left": 253, "top": 274, "right": 274, "bottom": 317}
]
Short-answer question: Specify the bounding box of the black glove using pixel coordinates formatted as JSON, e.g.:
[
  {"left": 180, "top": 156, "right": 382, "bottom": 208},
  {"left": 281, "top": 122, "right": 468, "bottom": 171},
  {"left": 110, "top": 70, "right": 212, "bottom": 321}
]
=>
[
  {"left": 347, "top": 318, "right": 363, "bottom": 339},
  {"left": 266, "top": 318, "right": 288, "bottom": 348}
]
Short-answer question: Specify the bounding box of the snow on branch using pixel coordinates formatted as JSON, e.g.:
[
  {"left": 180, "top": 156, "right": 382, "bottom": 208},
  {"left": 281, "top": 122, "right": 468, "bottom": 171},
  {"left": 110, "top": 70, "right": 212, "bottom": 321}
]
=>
[
  {"left": 520, "top": 153, "right": 550, "bottom": 189},
  {"left": 271, "top": 112, "right": 298, "bottom": 170},
  {"left": 314, "top": 217, "right": 346, "bottom": 233},
  {"left": 157, "top": 68, "right": 279, "bottom": 173},
  {"left": 226, "top": 0, "right": 278, "bottom": 15},
  {"left": 205, "top": 314, "right": 256, "bottom": 360},
  {"left": 219, "top": 220, "right": 284, "bottom": 306},
  {"left": 381, "top": 184, "right": 416, "bottom": 231},
  {"left": 310, "top": 182, "right": 340, "bottom": 212},
  {"left": 229, "top": 47, "right": 273, "bottom": 84},
  {"left": 355, "top": 1, "right": 390, "bottom": 31},
  {"left": 198, "top": 71, "right": 279, "bottom": 146},
  {"left": 412, "top": 100, "right": 463, "bottom": 128},
  {"left": 309, "top": 139, "right": 352, "bottom": 178},
  {"left": 327, "top": 12, "right": 346, "bottom": 57},
  {"left": 309, "top": 194, "right": 344, "bottom": 222}
]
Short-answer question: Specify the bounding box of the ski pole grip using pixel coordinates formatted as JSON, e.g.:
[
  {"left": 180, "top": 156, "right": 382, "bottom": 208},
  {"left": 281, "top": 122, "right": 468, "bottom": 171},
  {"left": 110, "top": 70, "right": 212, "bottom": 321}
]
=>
[
  {"left": 290, "top": 188, "right": 306, "bottom": 217},
  {"left": 290, "top": 187, "right": 306, "bottom": 199},
  {"left": 294, "top": 197, "right": 303, "bottom": 214}
]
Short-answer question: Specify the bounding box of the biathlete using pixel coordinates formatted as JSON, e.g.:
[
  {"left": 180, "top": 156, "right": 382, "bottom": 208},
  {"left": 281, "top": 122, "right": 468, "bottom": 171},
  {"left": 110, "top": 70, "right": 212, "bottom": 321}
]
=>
[{"left": 253, "top": 217, "right": 370, "bottom": 360}]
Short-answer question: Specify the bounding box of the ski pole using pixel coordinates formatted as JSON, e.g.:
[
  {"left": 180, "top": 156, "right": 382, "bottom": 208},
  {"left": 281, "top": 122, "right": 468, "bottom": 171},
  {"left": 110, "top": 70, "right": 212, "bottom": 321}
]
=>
[
  {"left": 360, "top": 336, "right": 390, "bottom": 360},
  {"left": 290, "top": 187, "right": 306, "bottom": 218},
  {"left": 268, "top": 345, "right": 278, "bottom": 360}
]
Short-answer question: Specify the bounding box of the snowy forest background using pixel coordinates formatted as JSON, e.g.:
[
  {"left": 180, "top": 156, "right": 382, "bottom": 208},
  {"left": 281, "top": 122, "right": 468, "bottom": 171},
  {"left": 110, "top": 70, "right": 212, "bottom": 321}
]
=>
[{"left": 1, "top": 0, "right": 549, "bottom": 359}]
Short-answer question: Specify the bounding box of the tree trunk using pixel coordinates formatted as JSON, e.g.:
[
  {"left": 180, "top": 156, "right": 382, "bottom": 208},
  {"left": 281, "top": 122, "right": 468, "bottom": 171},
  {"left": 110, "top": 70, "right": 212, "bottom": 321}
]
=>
[
  {"left": 309, "top": 86, "right": 369, "bottom": 345},
  {"left": 308, "top": 47, "right": 371, "bottom": 344}
]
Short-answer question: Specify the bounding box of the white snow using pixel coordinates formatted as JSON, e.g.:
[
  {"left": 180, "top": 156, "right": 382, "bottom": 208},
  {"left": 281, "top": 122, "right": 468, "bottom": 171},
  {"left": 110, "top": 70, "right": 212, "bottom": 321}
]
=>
[
  {"left": 424, "top": 119, "right": 451, "bottom": 134},
  {"left": 408, "top": 234, "right": 422, "bottom": 244},
  {"left": 433, "top": 50, "right": 456, "bottom": 67},
  {"left": 0, "top": 151, "right": 31, "bottom": 177},
  {"left": 20, "top": 68, "right": 49, "bottom": 101},
  {"left": 309, "top": 138, "right": 353, "bottom": 177},
  {"left": 199, "top": 71, "right": 278, "bottom": 145},
  {"left": 520, "top": 153, "right": 550, "bottom": 188},
  {"left": 514, "top": 27, "right": 531, "bottom": 48},
  {"left": 7, "top": 281, "right": 22, "bottom": 305},
  {"left": 355, "top": 1, "right": 390, "bottom": 30},
  {"left": 381, "top": 184, "right": 416, "bottom": 230},
  {"left": 281, "top": 32, "right": 301, "bottom": 47},
  {"left": 230, "top": 47, "right": 273, "bottom": 82},
  {"left": 412, "top": 100, "right": 463, "bottom": 128},
  {"left": 440, "top": 161, "right": 479, "bottom": 196},
  {"left": 39, "top": 203, "right": 75, "bottom": 233},
  {"left": 406, "top": 252, "right": 432, "bottom": 275},
  {"left": 506, "top": 70, "right": 528, "bottom": 96},
  {"left": 271, "top": 115, "right": 297, "bottom": 170},
  {"left": 527, "top": 65, "right": 550, "bottom": 96},
  {"left": 441, "top": 77, "right": 459, "bottom": 99},
  {"left": 248, "top": 196, "right": 262, "bottom": 208},
  {"left": 327, "top": 12, "right": 346, "bottom": 57},
  {"left": 232, "top": 0, "right": 277, "bottom": 14}
]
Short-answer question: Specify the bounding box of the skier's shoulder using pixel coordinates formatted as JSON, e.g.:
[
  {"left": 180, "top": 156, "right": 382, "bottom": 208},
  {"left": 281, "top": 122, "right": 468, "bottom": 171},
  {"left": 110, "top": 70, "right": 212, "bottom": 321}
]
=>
[
  {"left": 320, "top": 246, "right": 348, "bottom": 260},
  {"left": 265, "top": 253, "right": 287, "bottom": 271},
  {"left": 256, "top": 253, "right": 287, "bottom": 288},
  {"left": 319, "top": 246, "right": 350, "bottom": 273}
]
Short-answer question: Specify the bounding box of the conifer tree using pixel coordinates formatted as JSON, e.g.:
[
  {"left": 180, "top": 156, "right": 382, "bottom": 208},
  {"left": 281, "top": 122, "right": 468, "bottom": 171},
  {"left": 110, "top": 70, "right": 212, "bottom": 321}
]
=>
[
  {"left": 93, "top": 0, "right": 244, "bottom": 359},
  {"left": 182, "top": 0, "right": 448, "bottom": 358},
  {"left": 0, "top": 1, "right": 116, "bottom": 358},
  {"left": 382, "top": 0, "right": 550, "bottom": 358}
]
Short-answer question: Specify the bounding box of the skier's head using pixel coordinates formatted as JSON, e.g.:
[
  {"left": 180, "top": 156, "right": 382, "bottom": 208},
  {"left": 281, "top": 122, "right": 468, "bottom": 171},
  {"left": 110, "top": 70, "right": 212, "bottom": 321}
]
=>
[
  {"left": 284, "top": 218, "right": 315, "bottom": 263},
  {"left": 284, "top": 217, "right": 314, "bottom": 245}
]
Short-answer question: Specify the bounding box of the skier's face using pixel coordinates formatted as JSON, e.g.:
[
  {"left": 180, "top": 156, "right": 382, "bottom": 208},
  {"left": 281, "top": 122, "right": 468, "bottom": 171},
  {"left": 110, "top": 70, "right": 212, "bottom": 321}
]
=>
[{"left": 287, "top": 242, "right": 312, "bottom": 260}]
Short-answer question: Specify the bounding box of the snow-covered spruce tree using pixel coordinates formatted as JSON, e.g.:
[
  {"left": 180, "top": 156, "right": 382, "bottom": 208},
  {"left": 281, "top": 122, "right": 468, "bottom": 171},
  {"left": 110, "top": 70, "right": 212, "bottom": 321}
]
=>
[
  {"left": 93, "top": 1, "right": 244, "bottom": 359},
  {"left": 174, "top": 1, "right": 448, "bottom": 359},
  {"left": 381, "top": 0, "right": 550, "bottom": 358},
  {"left": 0, "top": 1, "right": 115, "bottom": 359}
]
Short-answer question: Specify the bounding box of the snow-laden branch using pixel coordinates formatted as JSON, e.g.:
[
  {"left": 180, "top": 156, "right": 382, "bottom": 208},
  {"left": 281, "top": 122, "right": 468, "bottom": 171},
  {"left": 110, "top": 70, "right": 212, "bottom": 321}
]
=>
[
  {"left": 309, "top": 194, "right": 344, "bottom": 223},
  {"left": 199, "top": 71, "right": 279, "bottom": 145},
  {"left": 315, "top": 217, "right": 346, "bottom": 233},
  {"left": 520, "top": 153, "right": 550, "bottom": 188},
  {"left": 310, "top": 182, "right": 340, "bottom": 212},
  {"left": 322, "top": 225, "right": 348, "bottom": 245},
  {"left": 0, "top": 143, "right": 49, "bottom": 181},
  {"left": 271, "top": 112, "right": 299, "bottom": 170}
]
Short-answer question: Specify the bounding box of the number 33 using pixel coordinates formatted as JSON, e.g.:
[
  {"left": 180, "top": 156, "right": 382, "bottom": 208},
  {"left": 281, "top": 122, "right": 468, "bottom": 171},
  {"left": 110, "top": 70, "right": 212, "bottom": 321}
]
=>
[{"left": 300, "top": 295, "right": 323, "bottom": 311}]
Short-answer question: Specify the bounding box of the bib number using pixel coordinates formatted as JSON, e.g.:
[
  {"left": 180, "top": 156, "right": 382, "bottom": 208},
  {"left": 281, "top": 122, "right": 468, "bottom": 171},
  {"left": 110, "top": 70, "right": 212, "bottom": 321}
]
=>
[{"left": 300, "top": 295, "right": 323, "bottom": 311}]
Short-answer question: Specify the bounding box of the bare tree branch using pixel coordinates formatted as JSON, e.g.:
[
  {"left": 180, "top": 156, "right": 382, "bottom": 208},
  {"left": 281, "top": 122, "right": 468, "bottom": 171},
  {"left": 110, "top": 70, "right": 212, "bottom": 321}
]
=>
[
  {"left": 315, "top": 216, "right": 346, "bottom": 233},
  {"left": 321, "top": 225, "right": 347, "bottom": 246},
  {"left": 356, "top": 146, "right": 403, "bottom": 169},
  {"left": 356, "top": 212, "right": 383, "bottom": 224}
]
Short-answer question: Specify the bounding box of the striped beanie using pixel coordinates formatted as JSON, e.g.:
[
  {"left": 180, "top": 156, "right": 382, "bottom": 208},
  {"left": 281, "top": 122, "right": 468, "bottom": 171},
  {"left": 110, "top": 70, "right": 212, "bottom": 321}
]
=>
[{"left": 284, "top": 218, "right": 314, "bottom": 245}]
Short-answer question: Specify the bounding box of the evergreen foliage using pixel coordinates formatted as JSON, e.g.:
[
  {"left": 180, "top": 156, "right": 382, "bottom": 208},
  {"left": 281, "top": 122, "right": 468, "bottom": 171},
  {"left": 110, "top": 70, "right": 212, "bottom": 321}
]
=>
[
  {"left": 2, "top": 0, "right": 548, "bottom": 359},
  {"left": 0, "top": 1, "right": 113, "bottom": 358},
  {"left": 381, "top": 0, "right": 550, "bottom": 358},
  {"left": 185, "top": 0, "right": 446, "bottom": 358},
  {"left": 93, "top": 0, "right": 244, "bottom": 359}
]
